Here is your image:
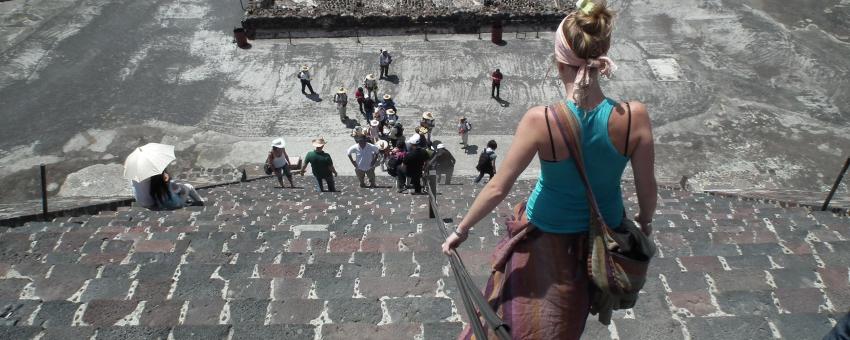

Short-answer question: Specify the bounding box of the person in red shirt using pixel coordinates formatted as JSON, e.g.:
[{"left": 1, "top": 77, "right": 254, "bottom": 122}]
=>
[
  {"left": 355, "top": 87, "right": 365, "bottom": 115},
  {"left": 491, "top": 68, "right": 503, "bottom": 98}
]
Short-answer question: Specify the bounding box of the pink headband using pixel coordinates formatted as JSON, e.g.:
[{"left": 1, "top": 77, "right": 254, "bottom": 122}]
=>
[{"left": 554, "top": 15, "right": 617, "bottom": 89}]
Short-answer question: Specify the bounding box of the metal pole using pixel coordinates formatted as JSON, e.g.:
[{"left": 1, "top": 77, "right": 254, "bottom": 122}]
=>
[
  {"left": 239, "top": 0, "right": 245, "bottom": 10},
  {"left": 288, "top": 32, "right": 292, "bottom": 45},
  {"left": 356, "top": 29, "right": 360, "bottom": 44},
  {"left": 40, "top": 164, "right": 48, "bottom": 218},
  {"left": 822, "top": 157, "right": 850, "bottom": 211},
  {"left": 478, "top": 28, "right": 481, "bottom": 40},
  {"left": 424, "top": 27, "right": 428, "bottom": 42}
]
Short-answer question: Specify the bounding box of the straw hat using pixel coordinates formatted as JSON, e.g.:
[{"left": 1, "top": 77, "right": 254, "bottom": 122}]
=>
[
  {"left": 407, "top": 134, "right": 420, "bottom": 145},
  {"left": 417, "top": 126, "right": 429, "bottom": 134},
  {"left": 301, "top": 65, "right": 310, "bottom": 71},
  {"left": 312, "top": 138, "right": 326, "bottom": 147},
  {"left": 386, "top": 109, "right": 396, "bottom": 116},
  {"left": 460, "top": 116, "right": 467, "bottom": 122},
  {"left": 377, "top": 140, "right": 389, "bottom": 150},
  {"left": 422, "top": 111, "right": 434, "bottom": 120},
  {"left": 337, "top": 87, "right": 346, "bottom": 94},
  {"left": 271, "top": 138, "right": 286, "bottom": 148},
  {"left": 383, "top": 94, "right": 392, "bottom": 100},
  {"left": 436, "top": 143, "right": 445, "bottom": 149},
  {"left": 370, "top": 119, "right": 379, "bottom": 127},
  {"left": 365, "top": 73, "right": 376, "bottom": 80}
]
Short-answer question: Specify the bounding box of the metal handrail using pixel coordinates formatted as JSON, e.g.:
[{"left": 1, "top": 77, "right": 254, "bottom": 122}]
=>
[
  {"left": 423, "top": 175, "right": 512, "bottom": 340},
  {"left": 823, "top": 157, "right": 850, "bottom": 211}
]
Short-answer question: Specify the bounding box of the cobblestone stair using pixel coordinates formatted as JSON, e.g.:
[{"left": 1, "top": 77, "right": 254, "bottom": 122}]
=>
[{"left": 0, "top": 176, "right": 848, "bottom": 339}]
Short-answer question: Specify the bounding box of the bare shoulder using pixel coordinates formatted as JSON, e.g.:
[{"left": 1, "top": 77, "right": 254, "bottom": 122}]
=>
[
  {"left": 520, "top": 105, "right": 549, "bottom": 124},
  {"left": 615, "top": 100, "right": 651, "bottom": 127}
]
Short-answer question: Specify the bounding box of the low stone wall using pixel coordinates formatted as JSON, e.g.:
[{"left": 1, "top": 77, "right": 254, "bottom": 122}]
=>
[{"left": 242, "top": 0, "right": 571, "bottom": 38}]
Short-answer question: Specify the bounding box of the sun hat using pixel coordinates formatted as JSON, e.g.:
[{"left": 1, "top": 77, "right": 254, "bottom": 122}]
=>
[
  {"left": 383, "top": 94, "right": 392, "bottom": 100},
  {"left": 417, "top": 126, "right": 429, "bottom": 134},
  {"left": 436, "top": 144, "right": 445, "bottom": 149},
  {"left": 312, "top": 138, "right": 326, "bottom": 147},
  {"left": 370, "top": 119, "right": 379, "bottom": 127},
  {"left": 366, "top": 73, "right": 376, "bottom": 80},
  {"left": 386, "top": 109, "right": 396, "bottom": 115},
  {"left": 460, "top": 116, "right": 467, "bottom": 121},
  {"left": 422, "top": 111, "right": 434, "bottom": 120},
  {"left": 337, "top": 87, "right": 346, "bottom": 93},
  {"left": 271, "top": 138, "right": 286, "bottom": 148},
  {"left": 377, "top": 140, "right": 389, "bottom": 150},
  {"left": 301, "top": 65, "right": 310, "bottom": 71}
]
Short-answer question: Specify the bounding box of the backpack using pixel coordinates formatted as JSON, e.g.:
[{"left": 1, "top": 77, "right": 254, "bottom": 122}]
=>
[
  {"left": 387, "top": 152, "right": 404, "bottom": 177},
  {"left": 476, "top": 150, "right": 493, "bottom": 172}
]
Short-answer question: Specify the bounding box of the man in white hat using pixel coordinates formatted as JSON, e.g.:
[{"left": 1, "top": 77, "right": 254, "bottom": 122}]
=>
[
  {"left": 333, "top": 87, "right": 349, "bottom": 122},
  {"left": 369, "top": 119, "right": 381, "bottom": 143},
  {"left": 363, "top": 74, "right": 378, "bottom": 101},
  {"left": 420, "top": 111, "right": 435, "bottom": 142},
  {"left": 429, "top": 143, "right": 456, "bottom": 185},
  {"left": 299, "top": 138, "right": 337, "bottom": 192},
  {"left": 376, "top": 140, "right": 390, "bottom": 171},
  {"left": 380, "top": 94, "right": 396, "bottom": 112},
  {"left": 347, "top": 135, "right": 380, "bottom": 188},
  {"left": 379, "top": 49, "right": 393, "bottom": 79},
  {"left": 298, "top": 65, "right": 316, "bottom": 95}
]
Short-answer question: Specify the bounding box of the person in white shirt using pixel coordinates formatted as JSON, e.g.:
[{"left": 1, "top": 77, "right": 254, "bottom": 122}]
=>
[
  {"left": 363, "top": 74, "right": 378, "bottom": 101},
  {"left": 347, "top": 136, "right": 380, "bottom": 188},
  {"left": 266, "top": 138, "right": 295, "bottom": 188},
  {"left": 333, "top": 87, "right": 349, "bottom": 122},
  {"left": 298, "top": 65, "right": 316, "bottom": 95}
]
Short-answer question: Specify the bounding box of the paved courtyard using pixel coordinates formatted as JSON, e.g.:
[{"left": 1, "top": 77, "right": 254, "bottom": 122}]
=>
[{"left": 0, "top": 0, "right": 849, "bottom": 206}]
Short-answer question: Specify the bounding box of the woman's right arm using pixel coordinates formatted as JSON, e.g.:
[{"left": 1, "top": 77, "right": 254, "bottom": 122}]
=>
[{"left": 628, "top": 102, "right": 657, "bottom": 235}]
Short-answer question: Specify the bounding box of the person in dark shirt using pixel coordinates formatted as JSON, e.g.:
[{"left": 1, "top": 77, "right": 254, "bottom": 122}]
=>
[
  {"left": 491, "top": 68, "right": 503, "bottom": 98},
  {"left": 402, "top": 142, "right": 429, "bottom": 194},
  {"left": 429, "top": 143, "right": 456, "bottom": 184},
  {"left": 299, "top": 138, "right": 338, "bottom": 192}
]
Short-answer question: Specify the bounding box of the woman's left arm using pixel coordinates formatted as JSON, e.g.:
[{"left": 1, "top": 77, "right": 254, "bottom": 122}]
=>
[{"left": 442, "top": 106, "right": 544, "bottom": 255}]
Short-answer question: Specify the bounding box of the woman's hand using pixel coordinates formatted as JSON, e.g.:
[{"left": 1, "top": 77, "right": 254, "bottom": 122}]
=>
[
  {"left": 635, "top": 214, "right": 652, "bottom": 236},
  {"left": 441, "top": 230, "right": 468, "bottom": 256}
]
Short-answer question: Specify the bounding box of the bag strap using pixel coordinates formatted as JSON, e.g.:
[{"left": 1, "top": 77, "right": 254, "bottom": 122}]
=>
[{"left": 548, "top": 102, "right": 611, "bottom": 231}]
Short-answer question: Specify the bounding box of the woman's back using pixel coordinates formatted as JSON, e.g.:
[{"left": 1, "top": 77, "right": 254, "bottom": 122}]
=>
[{"left": 526, "top": 98, "right": 630, "bottom": 233}]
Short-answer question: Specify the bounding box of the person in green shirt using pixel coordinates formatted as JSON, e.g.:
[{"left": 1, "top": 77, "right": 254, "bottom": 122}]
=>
[{"left": 299, "top": 138, "right": 338, "bottom": 192}]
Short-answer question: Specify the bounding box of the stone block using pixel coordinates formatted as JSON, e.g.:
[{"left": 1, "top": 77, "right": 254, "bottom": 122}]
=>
[
  {"left": 172, "top": 325, "right": 232, "bottom": 340},
  {"left": 268, "top": 299, "right": 324, "bottom": 324},
  {"left": 139, "top": 300, "right": 184, "bottom": 327},
  {"left": 322, "top": 323, "right": 421, "bottom": 340},
  {"left": 668, "top": 291, "right": 717, "bottom": 316},
  {"left": 172, "top": 279, "right": 225, "bottom": 300},
  {"left": 385, "top": 297, "right": 452, "bottom": 323},
  {"left": 32, "top": 301, "right": 80, "bottom": 327},
  {"left": 423, "top": 322, "right": 464, "bottom": 340},
  {"left": 228, "top": 299, "right": 270, "bottom": 324},
  {"left": 82, "top": 299, "right": 139, "bottom": 326},
  {"left": 686, "top": 316, "right": 773, "bottom": 340},
  {"left": 79, "top": 278, "right": 131, "bottom": 301},
  {"left": 95, "top": 326, "right": 171, "bottom": 339},
  {"left": 227, "top": 279, "right": 271, "bottom": 300},
  {"left": 327, "top": 298, "right": 383, "bottom": 324},
  {"left": 230, "top": 324, "right": 314, "bottom": 340},
  {"left": 709, "top": 271, "right": 772, "bottom": 292},
  {"left": 184, "top": 300, "right": 225, "bottom": 325},
  {"left": 775, "top": 288, "right": 826, "bottom": 314},
  {"left": 714, "top": 290, "right": 777, "bottom": 317},
  {"left": 41, "top": 326, "right": 95, "bottom": 340}
]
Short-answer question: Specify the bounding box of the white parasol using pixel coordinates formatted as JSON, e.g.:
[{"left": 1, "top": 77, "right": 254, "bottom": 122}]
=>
[{"left": 123, "top": 143, "right": 176, "bottom": 182}]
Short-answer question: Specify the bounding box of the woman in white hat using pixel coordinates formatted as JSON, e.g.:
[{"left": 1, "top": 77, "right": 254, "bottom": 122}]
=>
[
  {"left": 363, "top": 74, "right": 378, "bottom": 101},
  {"left": 369, "top": 119, "right": 381, "bottom": 143},
  {"left": 376, "top": 139, "right": 390, "bottom": 171},
  {"left": 265, "top": 138, "right": 295, "bottom": 188},
  {"left": 420, "top": 111, "right": 435, "bottom": 142},
  {"left": 333, "top": 87, "right": 349, "bottom": 122},
  {"left": 298, "top": 65, "right": 315, "bottom": 95}
]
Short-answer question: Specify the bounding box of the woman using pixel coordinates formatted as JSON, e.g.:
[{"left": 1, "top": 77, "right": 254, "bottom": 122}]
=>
[
  {"left": 266, "top": 138, "right": 295, "bottom": 188},
  {"left": 441, "top": 1, "right": 657, "bottom": 339},
  {"left": 148, "top": 170, "right": 204, "bottom": 210}
]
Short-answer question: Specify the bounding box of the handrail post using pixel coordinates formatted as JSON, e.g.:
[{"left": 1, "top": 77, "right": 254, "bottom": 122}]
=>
[
  {"left": 822, "top": 157, "right": 850, "bottom": 211},
  {"left": 427, "top": 172, "right": 437, "bottom": 218},
  {"left": 40, "top": 164, "right": 48, "bottom": 218}
]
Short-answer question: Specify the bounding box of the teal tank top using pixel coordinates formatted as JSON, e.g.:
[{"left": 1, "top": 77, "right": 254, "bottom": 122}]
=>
[{"left": 525, "top": 99, "right": 629, "bottom": 234}]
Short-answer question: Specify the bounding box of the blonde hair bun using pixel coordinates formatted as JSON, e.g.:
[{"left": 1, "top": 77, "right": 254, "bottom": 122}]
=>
[{"left": 565, "top": 0, "right": 614, "bottom": 59}]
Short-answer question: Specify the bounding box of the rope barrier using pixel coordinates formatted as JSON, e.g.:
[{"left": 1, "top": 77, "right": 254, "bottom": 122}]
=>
[{"left": 423, "top": 174, "right": 512, "bottom": 340}]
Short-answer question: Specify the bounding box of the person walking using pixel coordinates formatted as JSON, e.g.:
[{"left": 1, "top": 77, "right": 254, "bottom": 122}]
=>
[
  {"left": 347, "top": 136, "right": 380, "bottom": 188},
  {"left": 457, "top": 117, "right": 472, "bottom": 149},
  {"left": 474, "top": 140, "right": 497, "bottom": 183},
  {"left": 402, "top": 139, "right": 429, "bottom": 194},
  {"left": 388, "top": 120, "right": 404, "bottom": 149},
  {"left": 380, "top": 94, "right": 396, "bottom": 112},
  {"left": 355, "top": 87, "right": 365, "bottom": 115},
  {"left": 379, "top": 49, "right": 393, "bottom": 79},
  {"left": 299, "top": 138, "right": 338, "bottom": 192},
  {"left": 266, "top": 138, "right": 295, "bottom": 188},
  {"left": 442, "top": 2, "right": 657, "bottom": 339},
  {"left": 364, "top": 74, "right": 379, "bottom": 101},
  {"left": 376, "top": 140, "right": 390, "bottom": 172},
  {"left": 333, "top": 87, "right": 349, "bottom": 122},
  {"left": 429, "top": 143, "right": 456, "bottom": 184},
  {"left": 298, "top": 65, "right": 316, "bottom": 95},
  {"left": 490, "top": 68, "right": 503, "bottom": 98}
]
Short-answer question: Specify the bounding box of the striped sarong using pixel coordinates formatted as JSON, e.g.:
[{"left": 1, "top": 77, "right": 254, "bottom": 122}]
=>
[{"left": 459, "top": 202, "right": 591, "bottom": 340}]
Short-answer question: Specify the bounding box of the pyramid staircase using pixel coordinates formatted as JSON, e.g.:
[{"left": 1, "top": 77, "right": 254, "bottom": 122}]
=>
[{"left": 0, "top": 176, "right": 848, "bottom": 339}]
